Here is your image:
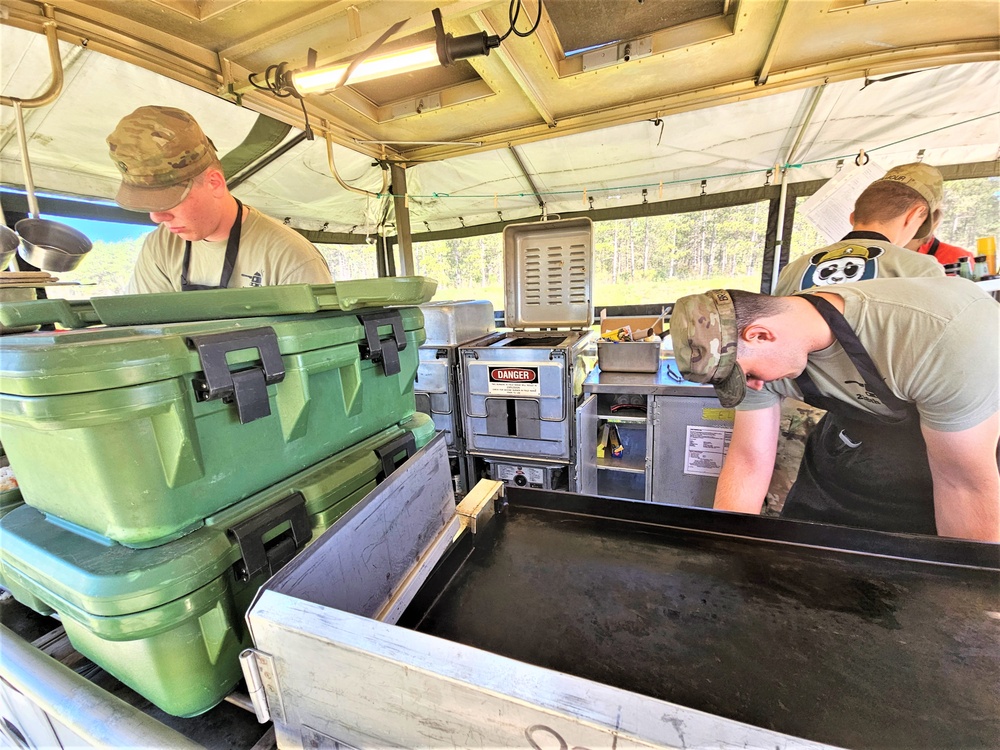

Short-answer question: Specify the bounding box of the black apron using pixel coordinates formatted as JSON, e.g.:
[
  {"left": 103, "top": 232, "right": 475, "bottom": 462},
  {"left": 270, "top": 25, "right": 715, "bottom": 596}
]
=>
[
  {"left": 780, "top": 295, "right": 937, "bottom": 534},
  {"left": 180, "top": 198, "right": 244, "bottom": 291}
]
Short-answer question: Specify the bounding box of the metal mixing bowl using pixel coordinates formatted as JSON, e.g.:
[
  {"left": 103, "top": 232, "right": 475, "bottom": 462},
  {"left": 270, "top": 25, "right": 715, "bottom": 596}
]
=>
[{"left": 15, "top": 218, "right": 92, "bottom": 272}]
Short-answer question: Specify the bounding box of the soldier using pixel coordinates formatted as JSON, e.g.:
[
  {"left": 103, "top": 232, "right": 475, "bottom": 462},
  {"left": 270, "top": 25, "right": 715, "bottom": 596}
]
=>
[
  {"left": 775, "top": 163, "right": 945, "bottom": 296},
  {"left": 671, "top": 280, "right": 1000, "bottom": 542},
  {"left": 107, "top": 106, "right": 332, "bottom": 293},
  {"left": 769, "top": 163, "right": 949, "bottom": 510}
]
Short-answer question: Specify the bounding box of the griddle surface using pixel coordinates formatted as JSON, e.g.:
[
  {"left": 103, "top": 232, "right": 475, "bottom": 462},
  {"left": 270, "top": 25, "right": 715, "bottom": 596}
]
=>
[{"left": 408, "top": 506, "right": 1000, "bottom": 749}]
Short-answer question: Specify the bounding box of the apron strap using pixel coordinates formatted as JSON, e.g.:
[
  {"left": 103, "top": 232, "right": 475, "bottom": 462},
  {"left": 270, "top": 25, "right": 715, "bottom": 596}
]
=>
[
  {"left": 795, "top": 294, "right": 910, "bottom": 413},
  {"left": 926, "top": 237, "right": 941, "bottom": 257},
  {"left": 181, "top": 198, "right": 244, "bottom": 291}
]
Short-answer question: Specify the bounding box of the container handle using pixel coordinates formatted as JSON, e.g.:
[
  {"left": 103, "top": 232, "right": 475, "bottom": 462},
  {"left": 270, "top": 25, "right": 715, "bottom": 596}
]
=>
[
  {"left": 227, "top": 491, "right": 312, "bottom": 582},
  {"left": 374, "top": 431, "right": 417, "bottom": 480},
  {"left": 357, "top": 309, "right": 407, "bottom": 377},
  {"left": 187, "top": 327, "right": 285, "bottom": 424}
]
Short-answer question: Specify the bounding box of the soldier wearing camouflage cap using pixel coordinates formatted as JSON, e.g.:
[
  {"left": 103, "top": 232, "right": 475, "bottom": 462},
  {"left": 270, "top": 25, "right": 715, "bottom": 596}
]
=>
[
  {"left": 107, "top": 106, "right": 332, "bottom": 294},
  {"left": 775, "top": 162, "right": 944, "bottom": 296},
  {"left": 670, "top": 278, "right": 999, "bottom": 543}
]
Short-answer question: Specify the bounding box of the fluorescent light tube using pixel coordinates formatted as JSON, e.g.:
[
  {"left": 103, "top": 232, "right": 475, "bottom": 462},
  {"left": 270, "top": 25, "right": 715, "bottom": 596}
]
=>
[{"left": 291, "top": 43, "right": 441, "bottom": 93}]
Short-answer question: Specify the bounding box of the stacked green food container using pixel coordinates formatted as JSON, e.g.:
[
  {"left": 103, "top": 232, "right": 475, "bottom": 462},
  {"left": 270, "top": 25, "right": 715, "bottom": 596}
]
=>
[{"left": 0, "top": 278, "right": 438, "bottom": 716}]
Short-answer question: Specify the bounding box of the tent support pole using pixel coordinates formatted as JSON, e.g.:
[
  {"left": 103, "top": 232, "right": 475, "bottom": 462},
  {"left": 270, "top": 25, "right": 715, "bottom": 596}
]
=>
[
  {"left": 390, "top": 163, "right": 414, "bottom": 275},
  {"left": 769, "top": 175, "right": 790, "bottom": 295}
]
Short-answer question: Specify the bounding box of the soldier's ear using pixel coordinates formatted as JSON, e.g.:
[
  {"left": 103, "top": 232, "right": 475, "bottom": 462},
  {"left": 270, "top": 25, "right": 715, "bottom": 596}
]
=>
[
  {"left": 810, "top": 251, "right": 828, "bottom": 266},
  {"left": 203, "top": 165, "right": 227, "bottom": 193},
  {"left": 865, "top": 246, "right": 884, "bottom": 259},
  {"left": 741, "top": 323, "right": 777, "bottom": 345}
]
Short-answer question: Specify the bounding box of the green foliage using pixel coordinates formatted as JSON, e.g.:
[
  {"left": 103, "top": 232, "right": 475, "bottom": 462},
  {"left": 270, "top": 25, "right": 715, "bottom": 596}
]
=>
[
  {"left": 417, "top": 204, "right": 769, "bottom": 308},
  {"left": 316, "top": 243, "right": 379, "bottom": 280},
  {"left": 937, "top": 177, "right": 999, "bottom": 250},
  {"left": 33, "top": 177, "right": 997, "bottom": 308},
  {"left": 44, "top": 238, "right": 144, "bottom": 300}
]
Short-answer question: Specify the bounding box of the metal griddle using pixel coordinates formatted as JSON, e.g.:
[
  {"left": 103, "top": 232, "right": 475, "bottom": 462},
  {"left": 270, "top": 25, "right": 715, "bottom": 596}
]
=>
[{"left": 399, "top": 489, "right": 1000, "bottom": 750}]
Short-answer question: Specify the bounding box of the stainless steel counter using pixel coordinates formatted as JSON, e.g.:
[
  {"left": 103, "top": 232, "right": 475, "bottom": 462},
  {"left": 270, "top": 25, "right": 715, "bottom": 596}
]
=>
[{"left": 583, "top": 357, "right": 719, "bottom": 397}]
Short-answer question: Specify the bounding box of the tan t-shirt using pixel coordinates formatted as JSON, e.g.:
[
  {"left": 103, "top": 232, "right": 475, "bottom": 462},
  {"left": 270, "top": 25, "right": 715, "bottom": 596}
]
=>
[
  {"left": 128, "top": 206, "right": 333, "bottom": 294},
  {"left": 738, "top": 277, "right": 1000, "bottom": 432},
  {"left": 775, "top": 237, "right": 943, "bottom": 296}
]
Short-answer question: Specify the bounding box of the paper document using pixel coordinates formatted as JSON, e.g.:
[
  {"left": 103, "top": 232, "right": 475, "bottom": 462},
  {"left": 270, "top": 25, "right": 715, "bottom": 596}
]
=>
[{"left": 798, "top": 161, "right": 886, "bottom": 244}]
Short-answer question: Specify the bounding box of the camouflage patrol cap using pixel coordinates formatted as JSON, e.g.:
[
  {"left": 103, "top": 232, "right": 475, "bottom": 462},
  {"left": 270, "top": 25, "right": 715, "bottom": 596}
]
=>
[
  {"left": 670, "top": 289, "right": 746, "bottom": 408},
  {"left": 874, "top": 162, "right": 943, "bottom": 238},
  {"left": 107, "top": 106, "right": 218, "bottom": 212}
]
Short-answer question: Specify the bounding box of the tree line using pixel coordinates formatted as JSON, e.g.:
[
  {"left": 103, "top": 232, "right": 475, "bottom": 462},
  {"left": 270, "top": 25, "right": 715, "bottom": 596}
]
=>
[{"left": 43, "top": 177, "right": 998, "bottom": 306}]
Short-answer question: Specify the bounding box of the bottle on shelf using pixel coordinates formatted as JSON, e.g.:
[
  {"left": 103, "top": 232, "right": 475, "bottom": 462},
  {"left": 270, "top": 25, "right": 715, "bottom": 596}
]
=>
[
  {"left": 973, "top": 255, "right": 990, "bottom": 281},
  {"left": 957, "top": 256, "right": 975, "bottom": 281},
  {"left": 943, "top": 263, "right": 961, "bottom": 277}
]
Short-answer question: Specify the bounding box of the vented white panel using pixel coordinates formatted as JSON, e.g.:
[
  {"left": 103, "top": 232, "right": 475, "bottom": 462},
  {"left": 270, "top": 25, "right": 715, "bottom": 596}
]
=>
[{"left": 503, "top": 218, "right": 594, "bottom": 329}]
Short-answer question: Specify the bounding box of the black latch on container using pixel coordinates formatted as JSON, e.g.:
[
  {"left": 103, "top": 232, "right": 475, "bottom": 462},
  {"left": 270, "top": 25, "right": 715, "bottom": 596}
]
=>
[
  {"left": 375, "top": 431, "right": 417, "bottom": 481},
  {"left": 186, "top": 327, "right": 285, "bottom": 424},
  {"left": 357, "top": 310, "right": 407, "bottom": 376},
  {"left": 228, "top": 491, "right": 312, "bottom": 582}
]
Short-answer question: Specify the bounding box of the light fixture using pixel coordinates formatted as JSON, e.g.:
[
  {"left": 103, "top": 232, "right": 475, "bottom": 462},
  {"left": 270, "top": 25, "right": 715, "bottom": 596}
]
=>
[
  {"left": 291, "top": 44, "right": 442, "bottom": 94},
  {"left": 284, "top": 8, "right": 500, "bottom": 96}
]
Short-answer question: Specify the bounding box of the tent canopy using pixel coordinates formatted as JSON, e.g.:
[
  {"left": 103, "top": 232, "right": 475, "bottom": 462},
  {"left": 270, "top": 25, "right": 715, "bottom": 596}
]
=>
[{"left": 1, "top": 0, "right": 998, "bottom": 236}]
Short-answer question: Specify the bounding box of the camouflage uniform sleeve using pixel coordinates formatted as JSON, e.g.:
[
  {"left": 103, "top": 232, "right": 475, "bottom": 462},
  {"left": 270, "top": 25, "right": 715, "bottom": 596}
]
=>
[{"left": 763, "top": 398, "right": 826, "bottom": 515}]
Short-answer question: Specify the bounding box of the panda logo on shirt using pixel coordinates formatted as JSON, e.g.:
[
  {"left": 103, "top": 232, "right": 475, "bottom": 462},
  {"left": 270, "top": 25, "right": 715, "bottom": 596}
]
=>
[{"left": 799, "top": 244, "right": 883, "bottom": 290}]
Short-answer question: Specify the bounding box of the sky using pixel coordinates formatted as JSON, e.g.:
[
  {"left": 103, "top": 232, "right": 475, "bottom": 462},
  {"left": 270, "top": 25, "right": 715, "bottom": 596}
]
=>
[
  {"left": 56, "top": 217, "right": 150, "bottom": 244},
  {"left": 1, "top": 189, "right": 152, "bottom": 244}
]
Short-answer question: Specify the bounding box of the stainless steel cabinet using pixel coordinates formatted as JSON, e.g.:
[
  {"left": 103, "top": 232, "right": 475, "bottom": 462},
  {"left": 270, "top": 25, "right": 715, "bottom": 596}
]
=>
[{"left": 576, "top": 368, "right": 734, "bottom": 506}]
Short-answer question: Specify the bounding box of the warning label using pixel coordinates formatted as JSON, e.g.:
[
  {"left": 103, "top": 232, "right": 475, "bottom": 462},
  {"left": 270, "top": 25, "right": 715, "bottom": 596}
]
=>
[
  {"left": 487, "top": 366, "right": 540, "bottom": 396},
  {"left": 684, "top": 425, "right": 733, "bottom": 477}
]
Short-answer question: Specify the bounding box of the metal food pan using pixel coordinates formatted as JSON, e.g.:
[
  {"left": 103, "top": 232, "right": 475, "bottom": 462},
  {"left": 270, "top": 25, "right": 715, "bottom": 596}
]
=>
[
  {"left": 420, "top": 300, "right": 495, "bottom": 346},
  {"left": 503, "top": 217, "right": 593, "bottom": 329},
  {"left": 596, "top": 340, "right": 660, "bottom": 372}
]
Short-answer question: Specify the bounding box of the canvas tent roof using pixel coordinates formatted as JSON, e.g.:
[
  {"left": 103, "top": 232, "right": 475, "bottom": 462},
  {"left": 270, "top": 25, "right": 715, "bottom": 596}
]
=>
[{"left": 1, "top": 0, "right": 998, "bottom": 237}]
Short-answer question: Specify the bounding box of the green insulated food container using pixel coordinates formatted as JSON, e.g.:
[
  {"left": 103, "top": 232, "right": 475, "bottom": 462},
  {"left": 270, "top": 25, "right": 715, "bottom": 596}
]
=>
[
  {"left": 0, "top": 414, "right": 434, "bottom": 718},
  {"left": 0, "top": 303, "right": 426, "bottom": 547}
]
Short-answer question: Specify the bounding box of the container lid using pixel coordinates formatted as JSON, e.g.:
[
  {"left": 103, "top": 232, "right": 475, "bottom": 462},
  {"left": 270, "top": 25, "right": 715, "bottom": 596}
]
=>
[
  {"left": 503, "top": 218, "right": 594, "bottom": 329},
  {"left": 419, "top": 299, "right": 496, "bottom": 347},
  {"left": 0, "top": 306, "right": 423, "bottom": 397},
  {"left": 0, "top": 419, "right": 426, "bottom": 617},
  {"left": 0, "top": 277, "right": 437, "bottom": 330}
]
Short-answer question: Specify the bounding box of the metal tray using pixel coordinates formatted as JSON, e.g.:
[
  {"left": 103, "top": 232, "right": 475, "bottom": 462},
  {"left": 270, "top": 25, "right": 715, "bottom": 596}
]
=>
[
  {"left": 596, "top": 340, "right": 660, "bottom": 372},
  {"left": 400, "top": 489, "right": 1000, "bottom": 749},
  {"left": 420, "top": 299, "right": 495, "bottom": 346},
  {"left": 503, "top": 217, "right": 593, "bottom": 329}
]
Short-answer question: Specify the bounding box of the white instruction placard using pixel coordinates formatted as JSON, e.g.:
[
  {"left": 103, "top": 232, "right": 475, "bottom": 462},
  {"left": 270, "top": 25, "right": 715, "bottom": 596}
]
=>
[
  {"left": 798, "top": 161, "right": 886, "bottom": 244},
  {"left": 684, "top": 425, "right": 733, "bottom": 477}
]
